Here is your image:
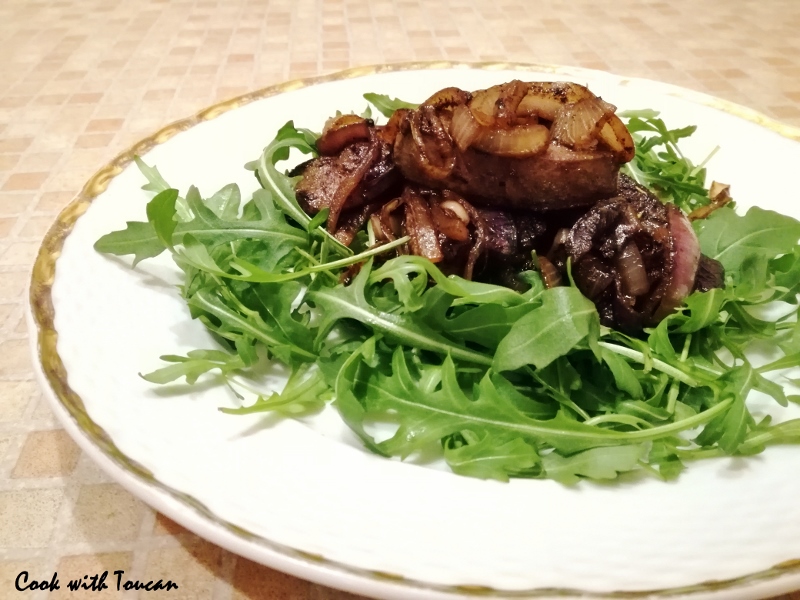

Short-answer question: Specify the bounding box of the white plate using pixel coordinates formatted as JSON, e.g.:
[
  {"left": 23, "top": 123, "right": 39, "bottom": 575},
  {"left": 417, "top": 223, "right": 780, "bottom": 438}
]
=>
[{"left": 28, "top": 62, "right": 800, "bottom": 600}]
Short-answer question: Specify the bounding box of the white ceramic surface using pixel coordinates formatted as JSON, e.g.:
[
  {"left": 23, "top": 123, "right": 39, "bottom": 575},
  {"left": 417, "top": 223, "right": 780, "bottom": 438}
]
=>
[{"left": 31, "top": 64, "right": 800, "bottom": 600}]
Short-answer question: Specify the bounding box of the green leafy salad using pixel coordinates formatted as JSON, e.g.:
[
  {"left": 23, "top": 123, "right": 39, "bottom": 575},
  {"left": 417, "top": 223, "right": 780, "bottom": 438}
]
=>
[{"left": 94, "top": 94, "right": 800, "bottom": 484}]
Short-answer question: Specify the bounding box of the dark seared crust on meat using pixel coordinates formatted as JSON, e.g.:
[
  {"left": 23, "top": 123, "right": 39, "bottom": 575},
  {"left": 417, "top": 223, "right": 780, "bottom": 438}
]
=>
[
  {"left": 394, "top": 119, "right": 620, "bottom": 210},
  {"left": 295, "top": 137, "right": 400, "bottom": 216},
  {"left": 295, "top": 141, "right": 373, "bottom": 214},
  {"left": 569, "top": 173, "right": 671, "bottom": 261},
  {"left": 567, "top": 173, "right": 674, "bottom": 331},
  {"left": 693, "top": 255, "right": 725, "bottom": 292}
]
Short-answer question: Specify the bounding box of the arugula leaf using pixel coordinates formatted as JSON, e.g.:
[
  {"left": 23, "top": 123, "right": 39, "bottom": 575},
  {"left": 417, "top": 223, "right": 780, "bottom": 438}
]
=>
[
  {"left": 358, "top": 349, "right": 733, "bottom": 459},
  {"left": 620, "top": 110, "right": 714, "bottom": 214},
  {"left": 672, "top": 289, "right": 728, "bottom": 333},
  {"left": 141, "top": 349, "right": 245, "bottom": 384},
  {"left": 770, "top": 247, "right": 800, "bottom": 303},
  {"left": 133, "top": 157, "right": 192, "bottom": 220},
  {"left": 220, "top": 364, "right": 329, "bottom": 416},
  {"left": 444, "top": 432, "right": 540, "bottom": 481},
  {"left": 494, "top": 287, "right": 599, "bottom": 371},
  {"left": 180, "top": 189, "right": 308, "bottom": 253},
  {"left": 364, "top": 350, "right": 618, "bottom": 456},
  {"left": 135, "top": 155, "right": 171, "bottom": 193},
  {"left": 146, "top": 188, "right": 178, "bottom": 250},
  {"left": 362, "top": 93, "right": 419, "bottom": 117},
  {"left": 188, "top": 288, "right": 314, "bottom": 363},
  {"left": 694, "top": 206, "right": 800, "bottom": 274},
  {"left": 94, "top": 221, "right": 165, "bottom": 266},
  {"left": 649, "top": 440, "right": 686, "bottom": 480},
  {"left": 329, "top": 337, "right": 389, "bottom": 456},
  {"left": 204, "top": 183, "right": 241, "bottom": 220},
  {"left": 254, "top": 121, "right": 351, "bottom": 256},
  {"left": 541, "top": 444, "right": 648, "bottom": 485},
  {"left": 371, "top": 255, "right": 532, "bottom": 306},
  {"left": 601, "top": 348, "right": 644, "bottom": 399},
  {"left": 95, "top": 187, "right": 309, "bottom": 267},
  {"left": 441, "top": 303, "right": 538, "bottom": 348},
  {"left": 309, "top": 261, "right": 493, "bottom": 366}
]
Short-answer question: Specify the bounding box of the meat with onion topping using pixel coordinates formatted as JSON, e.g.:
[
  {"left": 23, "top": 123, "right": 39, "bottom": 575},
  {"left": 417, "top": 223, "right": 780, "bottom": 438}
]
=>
[
  {"left": 295, "top": 115, "right": 401, "bottom": 237},
  {"left": 565, "top": 173, "right": 723, "bottom": 331},
  {"left": 294, "top": 83, "right": 726, "bottom": 332},
  {"left": 393, "top": 81, "right": 635, "bottom": 211}
]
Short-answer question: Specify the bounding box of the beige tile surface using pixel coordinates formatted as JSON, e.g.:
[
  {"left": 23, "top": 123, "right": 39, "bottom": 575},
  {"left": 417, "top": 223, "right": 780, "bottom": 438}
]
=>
[
  {"left": 11, "top": 429, "right": 79, "bottom": 478},
  {"left": 2, "top": 0, "right": 800, "bottom": 598}
]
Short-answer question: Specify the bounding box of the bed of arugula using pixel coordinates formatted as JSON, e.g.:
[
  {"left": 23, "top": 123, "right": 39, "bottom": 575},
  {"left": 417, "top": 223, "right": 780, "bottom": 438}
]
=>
[{"left": 94, "top": 95, "right": 800, "bottom": 484}]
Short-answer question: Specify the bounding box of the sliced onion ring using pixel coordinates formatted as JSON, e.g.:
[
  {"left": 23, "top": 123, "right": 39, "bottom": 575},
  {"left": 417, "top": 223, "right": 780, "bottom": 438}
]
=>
[
  {"left": 409, "top": 107, "right": 456, "bottom": 180},
  {"left": 598, "top": 116, "right": 636, "bottom": 162},
  {"left": 450, "top": 104, "right": 482, "bottom": 152},
  {"left": 450, "top": 196, "right": 485, "bottom": 280},
  {"left": 431, "top": 202, "right": 470, "bottom": 242},
  {"left": 494, "top": 80, "right": 529, "bottom": 127},
  {"left": 471, "top": 124, "right": 549, "bottom": 157},
  {"left": 403, "top": 190, "right": 444, "bottom": 263},
  {"left": 551, "top": 96, "right": 613, "bottom": 150},
  {"left": 440, "top": 199, "right": 469, "bottom": 224},
  {"left": 517, "top": 92, "right": 563, "bottom": 121},
  {"left": 617, "top": 241, "right": 650, "bottom": 296},
  {"left": 379, "top": 198, "right": 404, "bottom": 243},
  {"left": 468, "top": 87, "right": 501, "bottom": 126},
  {"left": 317, "top": 114, "right": 371, "bottom": 155},
  {"left": 422, "top": 87, "right": 471, "bottom": 109}
]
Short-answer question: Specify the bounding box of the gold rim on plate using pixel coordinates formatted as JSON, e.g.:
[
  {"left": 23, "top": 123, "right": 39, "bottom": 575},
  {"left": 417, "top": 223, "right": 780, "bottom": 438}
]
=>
[{"left": 28, "top": 60, "right": 800, "bottom": 599}]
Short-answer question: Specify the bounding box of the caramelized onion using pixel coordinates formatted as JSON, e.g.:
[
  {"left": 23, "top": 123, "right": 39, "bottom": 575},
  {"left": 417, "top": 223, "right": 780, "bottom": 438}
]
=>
[
  {"left": 326, "top": 137, "right": 380, "bottom": 232},
  {"left": 440, "top": 199, "right": 469, "bottom": 224},
  {"left": 516, "top": 92, "right": 563, "bottom": 121},
  {"left": 451, "top": 196, "right": 486, "bottom": 280},
  {"left": 494, "top": 80, "right": 529, "bottom": 127},
  {"left": 551, "top": 96, "right": 613, "bottom": 150},
  {"left": 409, "top": 106, "right": 456, "bottom": 180},
  {"left": 546, "top": 227, "right": 570, "bottom": 268},
  {"left": 403, "top": 190, "right": 444, "bottom": 263},
  {"left": 548, "top": 228, "right": 569, "bottom": 257},
  {"left": 379, "top": 108, "right": 410, "bottom": 145},
  {"left": 471, "top": 124, "right": 549, "bottom": 157},
  {"left": 317, "top": 114, "right": 371, "bottom": 155},
  {"left": 379, "top": 197, "right": 404, "bottom": 243},
  {"left": 617, "top": 242, "right": 650, "bottom": 296},
  {"left": 469, "top": 87, "right": 501, "bottom": 126},
  {"left": 688, "top": 181, "right": 732, "bottom": 221},
  {"left": 450, "top": 104, "right": 482, "bottom": 151},
  {"left": 422, "top": 87, "right": 471, "bottom": 109},
  {"left": 516, "top": 82, "right": 592, "bottom": 120},
  {"left": 538, "top": 256, "right": 563, "bottom": 289},
  {"left": 370, "top": 213, "right": 387, "bottom": 242},
  {"left": 598, "top": 116, "right": 636, "bottom": 162},
  {"left": 431, "top": 202, "right": 470, "bottom": 242},
  {"left": 334, "top": 204, "right": 376, "bottom": 246}
]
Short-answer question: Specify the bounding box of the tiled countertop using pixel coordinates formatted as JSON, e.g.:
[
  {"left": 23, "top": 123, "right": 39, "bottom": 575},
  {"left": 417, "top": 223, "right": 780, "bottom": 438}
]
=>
[{"left": 2, "top": 0, "right": 800, "bottom": 598}]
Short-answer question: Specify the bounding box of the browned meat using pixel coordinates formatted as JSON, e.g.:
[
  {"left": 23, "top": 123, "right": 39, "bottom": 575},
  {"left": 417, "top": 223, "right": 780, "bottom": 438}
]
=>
[
  {"left": 295, "top": 115, "right": 401, "bottom": 237},
  {"left": 565, "top": 174, "right": 714, "bottom": 331},
  {"left": 333, "top": 203, "right": 378, "bottom": 247},
  {"left": 395, "top": 140, "right": 622, "bottom": 211},
  {"left": 391, "top": 81, "right": 634, "bottom": 211},
  {"left": 693, "top": 255, "right": 725, "bottom": 292},
  {"left": 479, "top": 209, "right": 546, "bottom": 260},
  {"left": 295, "top": 141, "right": 377, "bottom": 216}
]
